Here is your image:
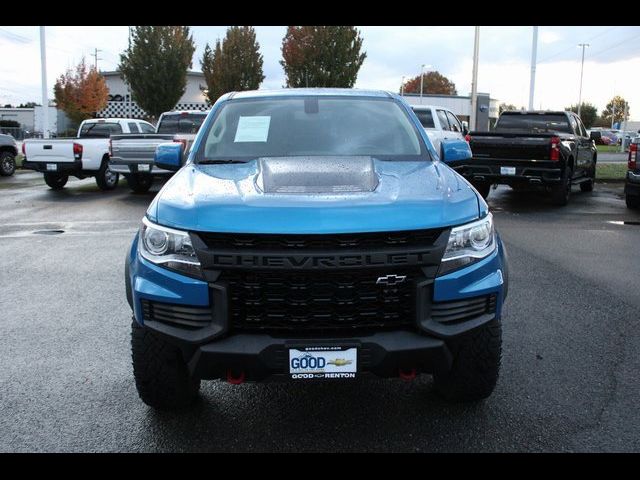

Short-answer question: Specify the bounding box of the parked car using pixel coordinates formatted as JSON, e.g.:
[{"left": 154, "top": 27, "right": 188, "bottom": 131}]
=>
[
  {"left": 0, "top": 133, "right": 18, "bottom": 177},
  {"left": 410, "top": 105, "right": 468, "bottom": 158},
  {"left": 109, "top": 111, "right": 208, "bottom": 193},
  {"left": 452, "top": 110, "right": 597, "bottom": 205},
  {"left": 125, "top": 88, "right": 509, "bottom": 410},
  {"left": 22, "top": 118, "right": 155, "bottom": 190},
  {"left": 625, "top": 137, "right": 640, "bottom": 209}
]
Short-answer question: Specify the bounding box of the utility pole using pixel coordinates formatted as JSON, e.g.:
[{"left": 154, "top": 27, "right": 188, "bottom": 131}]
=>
[
  {"left": 528, "top": 26, "right": 538, "bottom": 110},
  {"left": 470, "top": 26, "right": 480, "bottom": 130},
  {"left": 39, "top": 26, "right": 49, "bottom": 139},
  {"left": 620, "top": 102, "right": 628, "bottom": 153},
  {"left": 91, "top": 48, "right": 103, "bottom": 71},
  {"left": 400, "top": 76, "right": 405, "bottom": 96},
  {"left": 420, "top": 64, "right": 425, "bottom": 101},
  {"left": 577, "top": 43, "right": 589, "bottom": 118}
]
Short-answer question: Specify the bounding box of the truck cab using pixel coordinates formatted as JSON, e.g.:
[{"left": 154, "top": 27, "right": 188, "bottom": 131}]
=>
[{"left": 410, "top": 105, "right": 468, "bottom": 158}]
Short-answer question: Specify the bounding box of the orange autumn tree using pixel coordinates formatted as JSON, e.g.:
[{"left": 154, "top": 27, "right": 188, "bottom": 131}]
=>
[{"left": 54, "top": 58, "right": 109, "bottom": 124}]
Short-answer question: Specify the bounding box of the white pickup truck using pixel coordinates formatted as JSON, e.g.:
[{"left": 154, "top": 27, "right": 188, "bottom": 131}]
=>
[
  {"left": 410, "top": 105, "right": 468, "bottom": 159},
  {"left": 22, "top": 118, "right": 155, "bottom": 190}
]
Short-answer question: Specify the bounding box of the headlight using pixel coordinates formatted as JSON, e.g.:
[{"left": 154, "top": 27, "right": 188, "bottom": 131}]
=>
[
  {"left": 438, "top": 213, "right": 496, "bottom": 275},
  {"left": 138, "top": 217, "right": 203, "bottom": 279}
]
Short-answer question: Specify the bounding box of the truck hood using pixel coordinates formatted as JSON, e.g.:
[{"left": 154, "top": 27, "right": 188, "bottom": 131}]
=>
[{"left": 148, "top": 157, "right": 481, "bottom": 234}]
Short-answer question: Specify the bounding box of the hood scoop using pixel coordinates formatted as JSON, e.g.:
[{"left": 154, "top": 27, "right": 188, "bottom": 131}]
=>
[{"left": 258, "top": 156, "right": 379, "bottom": 194}]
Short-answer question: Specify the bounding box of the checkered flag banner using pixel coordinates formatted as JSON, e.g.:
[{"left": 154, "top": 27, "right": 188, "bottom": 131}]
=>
[{"left": 97, "top": 101, "right": 209, "bottom": 119}]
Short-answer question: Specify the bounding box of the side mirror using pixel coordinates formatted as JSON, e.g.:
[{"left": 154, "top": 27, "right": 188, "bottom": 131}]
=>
[
  {"left": 441, "top": 138, "right": 472, "bottom": 164},
  {"left": 461, "top": 121, "right": 469, "bottom": 136},
  {"left": 589, "top": 131, "right": 601, "bottom": 142},
  {"left": 154, "top": 142, "right": 183, "bottom": 172}
]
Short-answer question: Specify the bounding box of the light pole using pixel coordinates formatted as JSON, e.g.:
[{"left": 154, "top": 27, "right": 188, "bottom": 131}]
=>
[
  {"left": 419, "top": 64, "right": 432, "bottom": 103},
  {"left": 470, "top": 26, "right": 480, "bottom": 130},
  {"left": 577, "top": 43, "right": 590, "bottom": 118},
  {"left": 528, "top": 26, "right": 538, "bottom": 110},
  {"left": 39, "top": 26, "right": 49, "bottom": 139},
  {"left": 401, "top": 76, "right": 405, "bottom": 96}
]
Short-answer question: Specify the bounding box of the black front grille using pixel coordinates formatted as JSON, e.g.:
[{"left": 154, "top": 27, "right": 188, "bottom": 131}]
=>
[
  {"left": 222, "top": 268, "right": 420, "bottom": 333},
  {"left": 197, "top": 229, "right": 443, "bottom": 251},
  {"left": 141, "top": 299, "right": 212, "bottom": 330},
  {"left": 431, "top": 295, "right": 497, "bottom": 324}
]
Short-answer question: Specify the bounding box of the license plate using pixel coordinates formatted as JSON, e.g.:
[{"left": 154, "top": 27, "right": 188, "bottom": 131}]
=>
[
  {"left": 46, "top": 163, "right": 57, "bottom": 171},
  {"left": 289, "top": 346, "right": 357, "bottom": 379},
  {"left": 138, "top": 164, "right": 150, "bottom": 172},
  {"left": 501, "top": 166, "right": 516, "bottom": 175}
]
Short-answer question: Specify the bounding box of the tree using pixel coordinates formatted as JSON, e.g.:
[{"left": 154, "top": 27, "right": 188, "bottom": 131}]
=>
[
  {"left": 499, "top": 103, "right": 522, "bottom": 114},
  {"left": 18, "top": 102, "right": 39, "bottom": 108},
  {"left": 119, "top": 26, "right": 196, "bottom": 119},
  {"left": 401, "top": 71, "right": 457, "bottom": 96},
  {"left": 601, "top": 96, "right": 630, "bottom": 126},
  {"left": 565, "top": 102, "right": 598, "bottom": 129},
  {"left": 201, "top": 26, "right": 265, "bottom": 104},
  {"left": 280, "top": 26, "right": 366, "bottom": 88},
  {"left": 53, "top": 58, "right": 109, "bottom": 124},
  {"left": 3, "top": 104, "right": 13, "bottom": 108}
]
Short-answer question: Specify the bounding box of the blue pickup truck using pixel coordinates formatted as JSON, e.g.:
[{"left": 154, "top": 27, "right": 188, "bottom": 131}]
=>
[{"left": 125, "top": 89, "right": 509, "bottom": 410}]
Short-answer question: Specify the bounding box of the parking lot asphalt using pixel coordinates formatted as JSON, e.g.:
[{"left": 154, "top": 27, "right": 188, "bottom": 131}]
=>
[{"left": 1, "top": 171, "right": 640, "bottom": 452}]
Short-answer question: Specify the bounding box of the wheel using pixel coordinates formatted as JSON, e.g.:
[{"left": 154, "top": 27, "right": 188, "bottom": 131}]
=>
[
  {"left": 125, "top": 173, "right": 153, "bottom": 194},
  {"left": 95, "top": 158, "right": 119, "bottom": 191},
  {"left": 626, "top": 194, "right": 640, "bottom": 209},
  {"left": 580, "top": 160, "right": 595, "bottom": 192},
  {"left": 472, "top": 181, "right": 491, "bottom": 200},
  {"left": 43, "top": 173, "right": 68, "bottom": 190},
  {"left": 434, "top": 318, "right": 502, "bottom": 402},
  {"left": 131, "top": 320, "right": 200, "bottom": 410},
  {"left": 551, "top": 166, "right": 572, "bottom": 206},
  {"left": 0, "top": 151, "right": 16, "bottom": 176}
]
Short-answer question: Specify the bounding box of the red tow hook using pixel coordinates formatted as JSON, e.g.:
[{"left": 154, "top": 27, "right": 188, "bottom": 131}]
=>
[
  {"left": 398, "top": 368, "right": 417, "bottom": 382},
  {"left": 226, "top": 369, "right": 246, "bottom": 385}
]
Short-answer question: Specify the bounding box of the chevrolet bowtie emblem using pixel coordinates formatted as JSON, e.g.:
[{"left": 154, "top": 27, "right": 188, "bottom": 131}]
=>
[{"left": 376, "top": 274, "right": 407, "bottom": 286}]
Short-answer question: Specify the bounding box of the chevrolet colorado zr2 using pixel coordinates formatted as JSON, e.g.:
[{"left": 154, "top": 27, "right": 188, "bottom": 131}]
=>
[{"left": 125, "top": 89, "right": 510, "bottom": 410}]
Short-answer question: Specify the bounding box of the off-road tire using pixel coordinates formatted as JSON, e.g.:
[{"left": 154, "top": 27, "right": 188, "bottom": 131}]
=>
[
  {"left": 125, "top": 173, "right": 153, "bottom": 194},
  {"left": 551, "top": 166, "right": 572, "bottom": 206},
  {"left": 131, "top": 321, "right": 200, "bottom": 410},
  {"left": 580, "top": 160, "right": 595, "bottom": 192},
  {"left": 0, "top": 151, "right": 16, "bottom": 176},
  {"left": 626, "top": 194, "right": 640, "bottom": 209},
  {"left": 434, "top": 318, "right": 502, "bottom": 403},
  {"left": 44, "top": 173, "right": 68, "bottom": 190},
  {"left": 472, "top": 181, "right": 491, "bottom": 200},
  {"left": 95, "top": 158, "right": 119, "bottom": 191}
]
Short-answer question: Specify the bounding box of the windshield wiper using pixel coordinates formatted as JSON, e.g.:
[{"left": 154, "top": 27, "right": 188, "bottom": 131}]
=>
[{"left": 198, "top": 159, "right": 248, "bottom": 164}]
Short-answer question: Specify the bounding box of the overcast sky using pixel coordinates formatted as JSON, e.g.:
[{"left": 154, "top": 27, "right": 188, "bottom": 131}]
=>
[{"left": 1, "top": 26, "right": 639, "bottom": 118}]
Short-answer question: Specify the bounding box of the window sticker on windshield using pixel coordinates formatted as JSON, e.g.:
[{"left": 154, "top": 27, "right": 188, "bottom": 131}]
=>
[{"left": 234, "top": 116, "right": 271, "bottom": 142}]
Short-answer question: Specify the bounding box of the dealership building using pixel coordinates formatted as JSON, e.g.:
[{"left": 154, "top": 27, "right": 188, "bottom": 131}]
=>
[{"left": 97, "top": 70, "right": 209, "bottom": 119}]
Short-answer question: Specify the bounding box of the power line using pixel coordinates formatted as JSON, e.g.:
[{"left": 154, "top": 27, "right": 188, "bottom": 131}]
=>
[
  {"left": 537, "top": 26, "right": 620, "bottom": 64},
  {"left": 588, "top": 31, "right": 640, "bottom": 60},
  {"left": 0, "top": 27, "right": 32, "bottom": 44}
]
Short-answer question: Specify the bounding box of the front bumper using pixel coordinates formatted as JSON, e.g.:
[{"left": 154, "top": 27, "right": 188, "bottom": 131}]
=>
[
  {"left": 451, "top": 160, "right": 562, "bottom": 186},
  {"left": 22, "top": 159, "right": 82, "bottom": 173},
  {"left": 126, "top": 233, "right": 508, "bottom": 381},
  {"left": 625, "top": 171, "right": 640, "bottom": 196}
]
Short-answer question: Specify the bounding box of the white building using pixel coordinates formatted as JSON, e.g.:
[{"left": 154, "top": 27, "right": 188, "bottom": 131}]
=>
[
  {"left": 98, "top": 70, "right": 209, "bottom": 119},
  {"left": 0, "top": 106, "right": 59, "bottom": 137}
]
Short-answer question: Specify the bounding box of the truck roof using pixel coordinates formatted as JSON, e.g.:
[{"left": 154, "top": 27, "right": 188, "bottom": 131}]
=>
[
  {"left": 161, "top": 110, "right": 209, "bottom": 116},
  {"left": 500, "top": 110, "right": 570, "bottom": 116},
  {"left": 227, "top": 88, "right": 394, "bottom": 101}
]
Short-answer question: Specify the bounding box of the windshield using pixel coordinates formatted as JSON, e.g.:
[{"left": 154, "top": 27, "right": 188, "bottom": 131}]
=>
[
  {"left": 495, "top": 114, "right": 572, "bottom": 133},
  {"left": 195, "top": 96, "right": 427, "bottom": 162},
  {"left": 157, "top": 113, "right": 207, "bottom": 134}
]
